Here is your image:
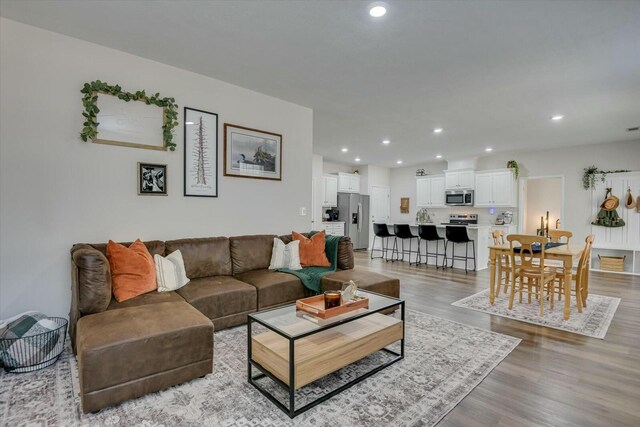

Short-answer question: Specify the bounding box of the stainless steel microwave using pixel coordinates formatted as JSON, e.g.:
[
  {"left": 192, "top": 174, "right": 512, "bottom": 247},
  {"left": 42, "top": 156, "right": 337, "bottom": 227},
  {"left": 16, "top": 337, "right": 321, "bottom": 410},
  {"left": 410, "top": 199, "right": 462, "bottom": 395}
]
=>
[{"left": 445, "top": 190, "right": 474, "bottom": 206}]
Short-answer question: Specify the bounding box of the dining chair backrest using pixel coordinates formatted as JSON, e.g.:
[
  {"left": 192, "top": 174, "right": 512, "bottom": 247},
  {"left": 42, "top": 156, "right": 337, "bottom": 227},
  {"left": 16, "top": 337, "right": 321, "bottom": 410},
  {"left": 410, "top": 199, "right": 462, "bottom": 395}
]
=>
[
  {"left": 507, "top": 234, "right": 548, "bottom": 273},
  {"left": 491, "top": 230, "right": 505, "bottom": 245},
  {"left": 418, "top": 224, "right": 441, "bottom": 241},
  {"left": 373, "top": 223, "right": 392, "bottom": 238},
  {"left": 575, "top": 235, "right": 594, "bottom": 283},
  {"left": 445, "top": 226, "right": 471, "bottom": 243},
  {"left": 394, "top": 224, "right": 415, "bottom": 239},
  {"left": 548, "top": 229, "right": 573, "bottom": 244}
]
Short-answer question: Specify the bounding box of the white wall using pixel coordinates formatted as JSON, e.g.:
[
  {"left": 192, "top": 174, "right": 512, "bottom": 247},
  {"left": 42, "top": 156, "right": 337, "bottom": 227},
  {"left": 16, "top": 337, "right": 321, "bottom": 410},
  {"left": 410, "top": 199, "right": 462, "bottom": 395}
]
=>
[
  {"left": 0, "top": 19, "right": 313, "bottom": 319},
  {"left": 389, "top": 140, "right": 640, "bottom": 241},
  {"left": 323, "top": 161, "right": 355, "bottom": 175}
]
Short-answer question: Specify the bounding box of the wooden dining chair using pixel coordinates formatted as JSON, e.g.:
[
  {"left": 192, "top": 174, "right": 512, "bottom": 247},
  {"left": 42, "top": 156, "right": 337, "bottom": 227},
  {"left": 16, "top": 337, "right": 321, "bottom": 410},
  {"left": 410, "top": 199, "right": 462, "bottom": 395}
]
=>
[
  {"left": 545, "top": 230, "right": 574, "bottom": 270},
  {"left": 491, "top": 230, "right": 511, "bottom": 296},
  {"left": 554, "top": 235, "right": 594, "bottom": 313},
  {"left": 507, "top": 234, "right": 557, "bottom": 316}
]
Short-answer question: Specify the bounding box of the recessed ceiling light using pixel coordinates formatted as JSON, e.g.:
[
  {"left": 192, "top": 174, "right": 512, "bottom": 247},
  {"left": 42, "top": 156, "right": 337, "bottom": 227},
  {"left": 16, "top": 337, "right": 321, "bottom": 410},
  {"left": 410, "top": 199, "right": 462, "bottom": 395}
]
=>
[
  {"left": 369, "top": 3, "right": 387, "bottom": 17},
  {"left": 396, "top": 160, "right": 403, "bottom": 164},
  {"left": 382, "top": 139, "right": 390, "bottom": 144},
  {"left": 433, "top": 128, "right": 443, "bottom": 134},
  {"left": 436, "top": 155, "right": 442, "bottom": 159},
  {"left": 551, "top": 115, "right": 564, "bottom": 121},
  {"left": 185, "top": 121, "right": 194, "bottom": 125},
  {"left": 341, "top": 148, "right": 348, "bottom": 152},
  {"left": 485, "top": 147, "right": 493, "bottom": 152},
  {"left": 355, "top": 158, "right": 361, "bottom": 162}
]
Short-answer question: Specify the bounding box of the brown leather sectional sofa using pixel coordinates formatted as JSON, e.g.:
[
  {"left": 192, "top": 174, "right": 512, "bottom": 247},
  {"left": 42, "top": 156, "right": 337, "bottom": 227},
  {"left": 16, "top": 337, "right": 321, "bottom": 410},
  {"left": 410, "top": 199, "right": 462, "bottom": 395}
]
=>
[{"left": 70, "top": 234, "right": 399, "bottom": 413}]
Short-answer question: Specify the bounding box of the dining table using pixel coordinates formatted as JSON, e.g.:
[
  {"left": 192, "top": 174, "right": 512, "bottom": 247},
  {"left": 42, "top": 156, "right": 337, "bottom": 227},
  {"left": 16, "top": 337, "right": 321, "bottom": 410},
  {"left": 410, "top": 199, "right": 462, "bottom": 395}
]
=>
[{"left": 488, "top": 243, "right": 585, "bottom": 320}]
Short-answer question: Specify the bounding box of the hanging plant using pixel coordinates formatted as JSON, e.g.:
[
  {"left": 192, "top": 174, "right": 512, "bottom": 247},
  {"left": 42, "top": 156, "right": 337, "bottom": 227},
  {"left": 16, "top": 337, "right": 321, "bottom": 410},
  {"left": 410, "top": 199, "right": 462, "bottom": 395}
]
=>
[
  {"left": 80, "top": 80, "right": 178, "bottom": 151},
  {"left": 582, "top": 166, "right": 630, "bottom": 190},
  {"left": 506, "top": 160, "right": 519, "bottom": 180}
]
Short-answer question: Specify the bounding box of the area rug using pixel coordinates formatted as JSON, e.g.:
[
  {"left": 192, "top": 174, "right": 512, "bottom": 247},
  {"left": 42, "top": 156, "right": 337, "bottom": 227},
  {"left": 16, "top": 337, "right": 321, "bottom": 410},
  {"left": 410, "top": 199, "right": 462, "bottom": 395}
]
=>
[
  {"left": 452, "top": 289, "right": 620, "bottom": 339},
  {"left": 0, "top": 310, "right": 520, "bottom": 427}
]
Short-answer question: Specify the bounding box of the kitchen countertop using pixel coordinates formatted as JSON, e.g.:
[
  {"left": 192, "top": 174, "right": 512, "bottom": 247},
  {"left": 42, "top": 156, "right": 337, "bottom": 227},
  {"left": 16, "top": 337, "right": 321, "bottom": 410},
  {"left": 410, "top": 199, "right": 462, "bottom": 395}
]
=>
[
  {"left": 384, "top": 222, "right": 491, "bottom": 230},
  {"left": 321, "top": 221, "right": 345, "bottom": 223}
]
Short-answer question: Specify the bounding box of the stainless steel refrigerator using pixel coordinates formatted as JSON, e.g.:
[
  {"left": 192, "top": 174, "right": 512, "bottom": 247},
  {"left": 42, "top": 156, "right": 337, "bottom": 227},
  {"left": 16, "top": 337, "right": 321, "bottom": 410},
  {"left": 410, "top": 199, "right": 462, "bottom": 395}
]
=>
[{"left": 337, "top": 193, "right": 370, "bottom": 250}]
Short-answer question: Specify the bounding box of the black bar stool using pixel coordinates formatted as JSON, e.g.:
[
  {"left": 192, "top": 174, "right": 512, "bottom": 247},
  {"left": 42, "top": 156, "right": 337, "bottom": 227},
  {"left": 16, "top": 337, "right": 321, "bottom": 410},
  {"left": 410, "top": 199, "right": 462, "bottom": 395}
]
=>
[
  {"left": 443, "top": 226, "right": 476, "bottom": 273},
  {"left": 416, "top": 225, "right": 445, "bottom": 268},
  {"left": 371, "top": 223, "right": 394, "bottom": 261},
  {"left": 392, "top": 224, "right": 419, "bottom": 264}
]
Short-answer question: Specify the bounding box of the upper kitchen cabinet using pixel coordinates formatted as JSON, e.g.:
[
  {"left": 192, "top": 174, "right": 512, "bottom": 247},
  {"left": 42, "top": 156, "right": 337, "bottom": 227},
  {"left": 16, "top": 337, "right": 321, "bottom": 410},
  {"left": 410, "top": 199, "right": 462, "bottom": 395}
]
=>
[
  {"left": 416, "top": 175, "right": 445, "bottom": 207},
  {"left": 445, "top": 170, "right": 475, "bottom": 189},
  {"left": 337, "top": 172, "right": 360, "bottom": 193},
  {"left": 474, "top": 169, "right": 517, "bottom": 207},
  {"left": 322, "top": 175, "right": 338, "bottom": 207}
]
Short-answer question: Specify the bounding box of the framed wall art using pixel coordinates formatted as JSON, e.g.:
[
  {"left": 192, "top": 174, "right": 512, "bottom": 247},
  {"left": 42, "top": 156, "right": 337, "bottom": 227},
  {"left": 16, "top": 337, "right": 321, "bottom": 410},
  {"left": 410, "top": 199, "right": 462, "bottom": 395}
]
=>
[
  {"left": 138, "top": 163, "right": 167, "bottom": 196},
  {"left": 224, "top": 124, "right": 282, "bottom": 181},
  {"left": 80, "top": 81, "right": 178, "bottom": 151},
  {"left": 184, "top": 107, "right": 218, "bottom": 197}
]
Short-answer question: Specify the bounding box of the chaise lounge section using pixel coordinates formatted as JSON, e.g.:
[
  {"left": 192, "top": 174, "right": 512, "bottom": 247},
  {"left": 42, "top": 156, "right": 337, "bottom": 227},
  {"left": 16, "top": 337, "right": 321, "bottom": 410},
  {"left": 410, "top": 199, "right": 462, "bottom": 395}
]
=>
[{"left": 70, "top": 233, "right": 399, "bottom": 413}]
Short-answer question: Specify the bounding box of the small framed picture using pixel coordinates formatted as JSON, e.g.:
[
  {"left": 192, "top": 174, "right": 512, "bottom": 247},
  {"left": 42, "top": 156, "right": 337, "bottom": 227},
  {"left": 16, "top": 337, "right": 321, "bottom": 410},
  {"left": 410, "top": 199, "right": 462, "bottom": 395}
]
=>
[
  {"left": 224, "top": 123, "right": 282, "bottom": 181},
  {"left": 138, "top": 162, "right": 167, "bottom": 196}
]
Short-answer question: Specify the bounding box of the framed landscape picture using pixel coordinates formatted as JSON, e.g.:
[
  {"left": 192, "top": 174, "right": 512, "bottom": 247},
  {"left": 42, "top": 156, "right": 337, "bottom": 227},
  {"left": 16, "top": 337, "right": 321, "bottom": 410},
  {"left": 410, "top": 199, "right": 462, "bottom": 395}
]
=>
[
  {"left": 138, "top": 163, "right": 167, "bottom": 196},
  {"left": 224, "top": 124, "right": 282, "bottom": 181},
  {"left": 184, "top": 107, "right": 218, "bottom": 197}
]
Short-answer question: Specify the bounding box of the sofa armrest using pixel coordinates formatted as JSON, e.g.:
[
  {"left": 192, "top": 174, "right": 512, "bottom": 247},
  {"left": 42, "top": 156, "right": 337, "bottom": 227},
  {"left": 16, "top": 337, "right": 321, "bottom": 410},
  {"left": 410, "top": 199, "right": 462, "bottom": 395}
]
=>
[{"left": 70, "top": 244, "right": 112, "bottom": 353}]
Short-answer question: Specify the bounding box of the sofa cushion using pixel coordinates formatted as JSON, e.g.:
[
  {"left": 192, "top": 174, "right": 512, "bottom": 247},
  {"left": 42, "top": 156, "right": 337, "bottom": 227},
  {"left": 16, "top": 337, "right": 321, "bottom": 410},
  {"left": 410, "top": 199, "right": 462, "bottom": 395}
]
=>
[
  {"left": 88, "top": 240, "right": 166, "bottom": 257},
  {"left": 293, "top": 230, "right": 331, "bottom": 267},
  {"left": 107, "top": 290, "right": 185, "bottom": 311},
  {"left": 280, "top": 234, "right": 354, "bottom": 270},
  {"left": 235, "top": 269, "right": 307, "bottom": 309},
  {"left": 106, "top": 240, "right": 157, "bottom": 302},
  {"left": 165, "top": 237, "right": 232, "bottom": 279},
  {"left": 71, "top": 245, "right": 112, "bottom": 315},
  {"left": 76, "top": 301, "right": 212, "bottom": 396},
  {"left": 229, "top": 235, "right": 276, "bottom": 274},
  {"left": 321, "top": 270, "right": 400, "bottom": 298},
  {"left": 176, "top": 276, "right": 256, "bottom": 320}
]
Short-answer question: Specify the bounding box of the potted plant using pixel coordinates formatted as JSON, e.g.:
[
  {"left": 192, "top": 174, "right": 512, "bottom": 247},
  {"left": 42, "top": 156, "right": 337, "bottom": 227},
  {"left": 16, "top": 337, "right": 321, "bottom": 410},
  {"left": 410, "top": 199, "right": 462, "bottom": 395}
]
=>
[{"left": 507, "top": 160, "right": 519, "bottom": 180}]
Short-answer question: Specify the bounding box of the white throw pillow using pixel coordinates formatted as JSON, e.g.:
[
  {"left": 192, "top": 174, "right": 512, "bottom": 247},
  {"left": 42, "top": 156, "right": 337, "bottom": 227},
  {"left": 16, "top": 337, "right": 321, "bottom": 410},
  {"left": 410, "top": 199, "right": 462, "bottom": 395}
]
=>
[
  {"left": 154, "top": 250, "right": 190, "bottom": 292},
  {"left": 269, "top": 238, "right": 302, "bottom": 270}
]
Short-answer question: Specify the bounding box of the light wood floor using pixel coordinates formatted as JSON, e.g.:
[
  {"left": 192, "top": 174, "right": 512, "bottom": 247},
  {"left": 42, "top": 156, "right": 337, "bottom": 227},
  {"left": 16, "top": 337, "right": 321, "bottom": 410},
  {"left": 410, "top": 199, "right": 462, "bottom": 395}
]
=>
[{"left": 354, "top": 251, "right": 640, "bottom": 427}]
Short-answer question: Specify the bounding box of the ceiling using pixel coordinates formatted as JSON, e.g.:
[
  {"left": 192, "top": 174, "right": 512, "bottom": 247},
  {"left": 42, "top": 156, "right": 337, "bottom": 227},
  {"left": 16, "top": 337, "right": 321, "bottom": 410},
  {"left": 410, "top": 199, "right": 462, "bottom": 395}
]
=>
[{"left": 2, "top": 0, "right": 640, "bottom": 167}]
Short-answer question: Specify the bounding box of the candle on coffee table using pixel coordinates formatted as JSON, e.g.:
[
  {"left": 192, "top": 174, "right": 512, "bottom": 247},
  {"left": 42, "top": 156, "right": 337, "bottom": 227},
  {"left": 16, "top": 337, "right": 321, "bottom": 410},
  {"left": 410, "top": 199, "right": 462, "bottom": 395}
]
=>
[{"left": 324, "top": 291, "right": 341, "bottom": 309}]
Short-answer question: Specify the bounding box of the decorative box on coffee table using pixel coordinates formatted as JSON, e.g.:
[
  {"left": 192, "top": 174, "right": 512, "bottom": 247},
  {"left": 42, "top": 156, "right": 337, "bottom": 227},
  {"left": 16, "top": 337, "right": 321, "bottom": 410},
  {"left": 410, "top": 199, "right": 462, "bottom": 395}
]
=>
[{"left": 247, "top": 290, "right": 404, "bottom": 418}]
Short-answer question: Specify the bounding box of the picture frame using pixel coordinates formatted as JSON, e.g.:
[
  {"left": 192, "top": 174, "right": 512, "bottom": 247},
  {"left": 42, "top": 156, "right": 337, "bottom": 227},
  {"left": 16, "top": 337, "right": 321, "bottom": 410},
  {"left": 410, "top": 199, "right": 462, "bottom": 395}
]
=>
[
  {"left": 138, "top": 162, "right": 167, "bottom": 196},
  {"left": 224, "top": 124, "right": 282, "bottom": 181},
  {"left": 94, "top": 93, "right": 168, "bottom": 151},
  {"left": 184, "top": 107, "right": 218, "bottom": 197},
  {"left": 400, "top": 197, "right": 410, "bottom": 213}
]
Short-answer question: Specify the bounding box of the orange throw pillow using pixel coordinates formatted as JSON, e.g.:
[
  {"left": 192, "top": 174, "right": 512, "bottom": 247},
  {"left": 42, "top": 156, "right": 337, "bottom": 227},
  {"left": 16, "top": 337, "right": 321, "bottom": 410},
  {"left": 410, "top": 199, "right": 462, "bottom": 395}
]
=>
[
  {"left": 292, "top": 230, "right": 331, "bottom": 267},
  {"left": 106, "top": 239, "right": 157, "bottom": 302}
]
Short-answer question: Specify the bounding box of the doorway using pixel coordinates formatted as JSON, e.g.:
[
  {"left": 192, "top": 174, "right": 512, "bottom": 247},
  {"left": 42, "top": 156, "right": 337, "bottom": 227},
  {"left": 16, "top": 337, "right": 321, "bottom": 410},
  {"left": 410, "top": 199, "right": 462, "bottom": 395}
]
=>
[
  {"left": 370, "top": 185, "right": 390, "bottom": 249},
  {"left": 519, "top": 176, "right": 565, "bottom": 235}
]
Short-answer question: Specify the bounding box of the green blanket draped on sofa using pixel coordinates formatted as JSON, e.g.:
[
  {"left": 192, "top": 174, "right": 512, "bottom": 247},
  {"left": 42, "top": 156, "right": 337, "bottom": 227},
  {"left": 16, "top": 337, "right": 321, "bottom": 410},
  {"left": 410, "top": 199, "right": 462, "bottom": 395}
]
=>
[{"left": 276, "top": 233, "right": 341, "bottom": 294}]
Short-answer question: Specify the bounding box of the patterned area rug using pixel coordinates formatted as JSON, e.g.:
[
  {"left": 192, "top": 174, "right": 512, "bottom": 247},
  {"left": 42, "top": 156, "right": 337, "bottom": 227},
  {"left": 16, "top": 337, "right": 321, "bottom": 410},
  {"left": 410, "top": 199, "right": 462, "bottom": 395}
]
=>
[
  {"left": 1, "top": 310, "right": 520, "bottom": 427},
  {"left": 452, "top": 289, "right": 620, "bottom": 339}
]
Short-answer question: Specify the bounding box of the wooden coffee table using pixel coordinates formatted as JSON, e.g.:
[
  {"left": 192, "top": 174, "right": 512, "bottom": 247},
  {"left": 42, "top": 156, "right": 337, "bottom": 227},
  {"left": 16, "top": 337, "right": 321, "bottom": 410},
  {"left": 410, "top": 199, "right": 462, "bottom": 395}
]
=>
[{"left": 247, "top": 290, "right": 404, "bottom": 418}]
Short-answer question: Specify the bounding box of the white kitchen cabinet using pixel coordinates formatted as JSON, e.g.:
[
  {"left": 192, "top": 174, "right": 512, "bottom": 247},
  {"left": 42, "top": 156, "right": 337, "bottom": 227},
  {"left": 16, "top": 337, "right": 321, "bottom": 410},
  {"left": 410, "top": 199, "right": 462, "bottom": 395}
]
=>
[
  {"left": 321, "top": 222, "right": 345, "bottom": 236},
  {"left": 445, "top": 170, "right": 475, "bottom": 190},
  {"left": 416, "top": 176, "right": 445, "bottom": 208},
  {"left": 474, "top": 169, "right": 517, "bottom": 207},
  {"left": 337, "top": 173, "right": 360, "bottom": 193},
  {"left": 322, "top": 175, "right": 338, "bottom": 207}
]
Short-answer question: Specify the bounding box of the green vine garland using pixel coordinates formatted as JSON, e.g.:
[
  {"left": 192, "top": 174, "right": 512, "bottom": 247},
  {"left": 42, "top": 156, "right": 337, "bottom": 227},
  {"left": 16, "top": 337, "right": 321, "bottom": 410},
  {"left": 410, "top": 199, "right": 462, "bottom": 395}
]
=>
[
  {"left": 582, "top": 166, "right": 630, "bottom": 190},
  {"left": 80, "top": 80, "right": 178, "bottom": 151}
]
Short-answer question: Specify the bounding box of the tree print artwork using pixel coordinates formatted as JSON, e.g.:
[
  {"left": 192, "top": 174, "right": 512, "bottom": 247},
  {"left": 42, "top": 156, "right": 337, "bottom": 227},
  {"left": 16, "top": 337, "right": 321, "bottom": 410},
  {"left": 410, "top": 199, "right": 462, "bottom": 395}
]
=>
[{"left": 184, "top": 108, "right": 218, "bottom": 197}]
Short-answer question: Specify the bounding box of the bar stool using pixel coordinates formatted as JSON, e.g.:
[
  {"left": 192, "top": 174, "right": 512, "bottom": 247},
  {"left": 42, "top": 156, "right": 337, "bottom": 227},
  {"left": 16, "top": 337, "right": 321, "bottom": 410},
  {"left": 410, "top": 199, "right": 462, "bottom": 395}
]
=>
[
  {"left": 392, "top": 224, "right": 419, "bottom": 264},
  {"left": 371, "top": 223, "right": 394, "bottom": 261},
  {"left": 416, "top": 225, "right": 445, "bottom": 268},
  {"left": 443, "top": 226, "right": 476, "bottom": 273}
]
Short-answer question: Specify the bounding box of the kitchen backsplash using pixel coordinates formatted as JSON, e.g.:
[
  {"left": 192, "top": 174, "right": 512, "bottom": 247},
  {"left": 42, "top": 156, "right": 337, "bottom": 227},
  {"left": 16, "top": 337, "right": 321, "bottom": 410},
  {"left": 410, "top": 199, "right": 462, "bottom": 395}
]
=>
[{"left": 413, "top": 207, "right": 518, "bottom": 225}]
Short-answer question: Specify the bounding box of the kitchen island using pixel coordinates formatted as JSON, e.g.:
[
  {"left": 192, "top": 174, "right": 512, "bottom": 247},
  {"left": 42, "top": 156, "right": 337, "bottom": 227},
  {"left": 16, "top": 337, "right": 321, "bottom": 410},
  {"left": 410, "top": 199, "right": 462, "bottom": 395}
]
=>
[{"left": 376, "top": 223, "right": 490, "bottom": 271}]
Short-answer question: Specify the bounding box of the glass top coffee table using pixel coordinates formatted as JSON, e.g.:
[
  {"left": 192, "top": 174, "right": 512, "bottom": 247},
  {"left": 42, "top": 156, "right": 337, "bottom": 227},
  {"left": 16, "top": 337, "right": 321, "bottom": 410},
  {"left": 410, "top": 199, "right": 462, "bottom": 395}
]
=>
[{"left": 247, "top": 290, "right": 404, "bottom": 418}]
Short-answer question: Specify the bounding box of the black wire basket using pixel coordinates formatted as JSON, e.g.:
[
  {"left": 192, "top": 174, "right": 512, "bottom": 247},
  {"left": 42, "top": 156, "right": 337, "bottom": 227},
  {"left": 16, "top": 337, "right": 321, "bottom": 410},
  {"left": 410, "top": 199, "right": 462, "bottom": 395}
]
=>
[{"left": 0, "top": 317, "right": 67, "bottom": 373}]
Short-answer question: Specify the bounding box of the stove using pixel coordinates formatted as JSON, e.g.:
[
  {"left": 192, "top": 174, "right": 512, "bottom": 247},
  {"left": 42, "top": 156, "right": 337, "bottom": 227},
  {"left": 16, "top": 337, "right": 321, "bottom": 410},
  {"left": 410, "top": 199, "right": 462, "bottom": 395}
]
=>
[{"left": 441, "top": 214, "right": 478, "bottom": 226}]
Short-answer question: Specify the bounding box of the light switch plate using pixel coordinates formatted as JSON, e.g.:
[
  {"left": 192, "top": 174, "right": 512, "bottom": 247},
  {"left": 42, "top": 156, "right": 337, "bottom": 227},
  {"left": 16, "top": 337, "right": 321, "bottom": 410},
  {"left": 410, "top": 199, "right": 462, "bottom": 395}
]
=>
[{"left": 299, "top": 207, "right": 307, "bottom": 216}]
